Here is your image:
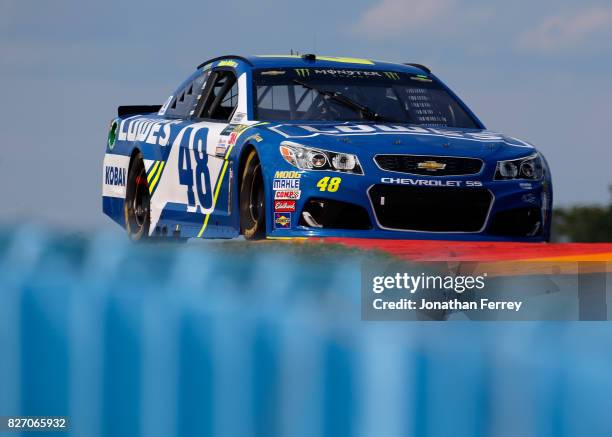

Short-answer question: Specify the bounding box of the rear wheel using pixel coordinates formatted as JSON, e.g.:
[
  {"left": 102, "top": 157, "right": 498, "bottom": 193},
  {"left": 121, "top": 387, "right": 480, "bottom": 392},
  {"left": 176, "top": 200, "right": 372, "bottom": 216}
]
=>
[
  {"left": 240, "top": 150, "right": 266, "bottom": 240},
  {"left": 124, "top": 153, "right": 150, "bottom": 241}
]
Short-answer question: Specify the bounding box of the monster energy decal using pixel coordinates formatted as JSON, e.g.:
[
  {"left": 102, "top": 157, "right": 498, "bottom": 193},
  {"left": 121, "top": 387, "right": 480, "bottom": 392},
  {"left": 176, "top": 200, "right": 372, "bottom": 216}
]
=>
[{"left": 295, "top": 68, "right": 310, "bottom": 77}]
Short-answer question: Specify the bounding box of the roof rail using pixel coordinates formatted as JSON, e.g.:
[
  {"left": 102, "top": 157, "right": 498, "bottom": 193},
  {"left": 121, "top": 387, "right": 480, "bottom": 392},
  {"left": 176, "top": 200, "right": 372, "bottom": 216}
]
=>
[
  {"left": 197, "top": 55, "right": 254, "bottom": 69},
  {"left": 404, "top": 63, "right": 431, "bottom": 74}
]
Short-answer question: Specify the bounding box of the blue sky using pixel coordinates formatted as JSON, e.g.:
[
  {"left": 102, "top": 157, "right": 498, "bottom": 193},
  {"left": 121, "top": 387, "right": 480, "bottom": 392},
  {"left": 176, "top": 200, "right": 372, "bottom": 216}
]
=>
[{"left": 1, "top": 0, "right": 611, "bottom": 229}]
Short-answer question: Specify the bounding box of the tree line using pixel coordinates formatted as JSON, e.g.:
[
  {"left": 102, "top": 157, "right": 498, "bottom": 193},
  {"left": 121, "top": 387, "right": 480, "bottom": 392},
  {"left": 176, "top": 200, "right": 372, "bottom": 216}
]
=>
[{"left": 552, "top": 186, "right": 612, "bottom": 242}]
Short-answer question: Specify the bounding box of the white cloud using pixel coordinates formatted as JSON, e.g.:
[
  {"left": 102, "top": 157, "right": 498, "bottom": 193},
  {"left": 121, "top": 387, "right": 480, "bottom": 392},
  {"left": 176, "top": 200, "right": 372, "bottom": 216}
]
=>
[
  {"left": 352, "top": 0, "right": 456, "bottom": 39},
  {"left": 517, "top": 7, "right": 612, "bottom": 52}
]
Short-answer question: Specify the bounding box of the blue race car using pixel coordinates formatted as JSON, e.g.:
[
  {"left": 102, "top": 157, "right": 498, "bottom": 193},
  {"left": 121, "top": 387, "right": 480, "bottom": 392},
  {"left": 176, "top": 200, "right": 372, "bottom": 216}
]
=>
[{"left": 103, "top": 54, "right": 552, "bottom": 242}]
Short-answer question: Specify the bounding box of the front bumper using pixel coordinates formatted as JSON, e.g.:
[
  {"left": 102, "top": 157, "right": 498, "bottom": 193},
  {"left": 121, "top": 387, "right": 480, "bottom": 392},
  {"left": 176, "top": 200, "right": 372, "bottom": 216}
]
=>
[{"left": 266, "top": 166, "right": 552, "bottom": 242}]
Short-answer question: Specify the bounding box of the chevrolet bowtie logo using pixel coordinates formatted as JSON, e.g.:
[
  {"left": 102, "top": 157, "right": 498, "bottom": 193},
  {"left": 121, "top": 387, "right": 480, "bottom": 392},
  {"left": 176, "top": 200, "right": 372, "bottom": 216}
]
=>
[{"left": 417, "top": 160, "right": 447, "bottom": 171}]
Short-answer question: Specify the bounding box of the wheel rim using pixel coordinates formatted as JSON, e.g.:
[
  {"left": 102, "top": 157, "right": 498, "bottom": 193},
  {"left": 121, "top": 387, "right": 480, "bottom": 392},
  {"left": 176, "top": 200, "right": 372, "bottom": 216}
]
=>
[
  {"left": 248, "top": 164, "right": 264, "bottom": 223},
  {"left": 131, "top": 167, "right": 149, "bottom": 232}
]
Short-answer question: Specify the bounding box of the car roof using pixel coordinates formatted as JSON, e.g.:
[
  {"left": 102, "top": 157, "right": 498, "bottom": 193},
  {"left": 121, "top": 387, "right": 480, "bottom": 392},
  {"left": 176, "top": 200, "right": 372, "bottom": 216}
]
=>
[{"left": 198, "top": 54, "right": 430, "bottom": 75}]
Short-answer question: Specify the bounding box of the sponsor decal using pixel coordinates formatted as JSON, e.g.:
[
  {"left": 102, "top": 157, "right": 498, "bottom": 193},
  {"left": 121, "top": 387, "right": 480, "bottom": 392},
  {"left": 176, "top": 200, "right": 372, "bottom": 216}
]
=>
[
  {"left": 273, "top": 178, "right": 300, "bottom": 190},
  {"left": 274, "top": 200, "right": 296, "bottom": 212},
  {"left": 274, "top": 212, "right": 292, "bottom": 229},
  {"left": 261, "top": 70, "right": 286, "bottom": 76},
  {"left": 274, "top": 170, "right": 301, "bottom": 179},
  {"left": 411, "top": 74, "right": 433, "bottom": 83},
  {"left": 215, "top": 136, "right": 228, "bottom": 156},
  {"left": 245, "top": 133, "right": 263, "bottom": 143},
  {"left": 105, "top": 166, "right": 126, "bottom": 187},
  {"left": 522, "top": 193, "right": 537, "bottom": 204},
  {"left": 217, "top": 60, "right": 238, "bottom": 68},
  {"left": 117, "top": 117, "right": 181, "bottom": 147},
  {"left": 381, "top": 177, "right": 483, "bottom": 187},
  {"left": 232, "top": 112, "right": 246, "bottom": 123},
  {"left": 107, "top": 120, "right": 118, "bottom": 150},
  {"left": 221, "top": 123, "right": 250, "bottom": 136},
  {"left": 520, "top": 182, "right": 533, "bottom": 190},
  {"left": 308, "top": 69, "right": 382, "bottom": 78},
  {"left": 275, "top": 190, "right": 301, "bottom": 200},
  {"left": 267, "top": 123, "right": 527, "bottom": 145},
  {"left": 295, "top": 68, "right": 310, "bottom": 77},
  {"left": 384, "top": 72, "right": 401, "bottom": 80},
  {"left": 228, "top": 132, "right": 238, "bottom": 146}
]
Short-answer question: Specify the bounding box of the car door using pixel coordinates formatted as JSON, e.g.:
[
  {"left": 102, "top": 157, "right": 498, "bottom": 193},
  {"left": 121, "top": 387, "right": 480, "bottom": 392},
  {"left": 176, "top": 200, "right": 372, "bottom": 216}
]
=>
[{"left": 150, "top": 66, "right": 244, "bottom": 238}]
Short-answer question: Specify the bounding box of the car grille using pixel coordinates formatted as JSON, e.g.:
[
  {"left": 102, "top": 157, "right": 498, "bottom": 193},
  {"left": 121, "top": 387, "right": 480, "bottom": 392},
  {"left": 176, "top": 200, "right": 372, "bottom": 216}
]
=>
[
  {"left": 369, "top": 185, "right": 492, "bottom": 232},
  {"left": 374, "top": 155, "right": 483, "bottom": 176}
]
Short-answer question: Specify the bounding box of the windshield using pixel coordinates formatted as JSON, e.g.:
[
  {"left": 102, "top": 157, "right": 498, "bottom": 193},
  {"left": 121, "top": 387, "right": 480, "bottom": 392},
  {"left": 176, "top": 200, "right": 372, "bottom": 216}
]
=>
[{"left": 253, "top": 68, "right": 480, "bottom": 128}]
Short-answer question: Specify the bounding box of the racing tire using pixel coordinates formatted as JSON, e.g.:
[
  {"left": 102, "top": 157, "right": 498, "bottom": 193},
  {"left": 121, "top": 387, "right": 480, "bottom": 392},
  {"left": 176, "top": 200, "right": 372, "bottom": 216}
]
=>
[
  {"left": 124, "top": 152, "right": 151, "bottom": 241},
  {"left": 240, "top": 150, "right": 266, "bottom": 240}
]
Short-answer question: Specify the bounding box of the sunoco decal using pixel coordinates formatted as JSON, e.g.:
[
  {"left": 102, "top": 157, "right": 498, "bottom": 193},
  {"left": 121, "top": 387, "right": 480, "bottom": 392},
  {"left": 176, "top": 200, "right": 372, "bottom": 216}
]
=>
[{"left": 274, "top": 212, "right": 292, "bottom": 229}]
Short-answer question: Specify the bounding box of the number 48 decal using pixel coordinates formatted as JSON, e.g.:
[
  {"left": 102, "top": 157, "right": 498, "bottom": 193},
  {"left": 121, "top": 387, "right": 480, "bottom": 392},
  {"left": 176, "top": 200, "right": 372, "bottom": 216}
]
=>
[
  {"left": 316, "top": 176, "right": 341, "bottom": 192},
  {"left": 178, "top": 137, "right": 213, "bottom": 211}
]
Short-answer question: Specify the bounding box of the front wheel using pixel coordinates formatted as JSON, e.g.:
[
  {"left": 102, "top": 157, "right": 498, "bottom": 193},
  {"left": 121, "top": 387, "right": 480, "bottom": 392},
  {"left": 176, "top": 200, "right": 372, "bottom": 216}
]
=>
[
  {"left": 124, "top": 153, "right": 151, "bottom": 241},
  {"left": 240, "top": 150, "right": 266, "bottom": 240}
]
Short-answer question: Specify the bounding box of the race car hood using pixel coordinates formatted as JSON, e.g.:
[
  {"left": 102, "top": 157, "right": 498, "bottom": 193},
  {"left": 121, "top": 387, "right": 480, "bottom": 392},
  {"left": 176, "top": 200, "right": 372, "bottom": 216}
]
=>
[{"left": 262, "top": 122, "right": 537, "bottom": 161}]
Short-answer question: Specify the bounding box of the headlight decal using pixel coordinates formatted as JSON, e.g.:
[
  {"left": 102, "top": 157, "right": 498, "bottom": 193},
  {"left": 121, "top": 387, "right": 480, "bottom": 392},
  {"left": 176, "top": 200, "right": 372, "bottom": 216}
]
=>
[
  {"left": 279, "top": 141, "right": 364, "bottom": 175},
  {"left": 495, "top": 154, "right": 543, "bottom": 181}
]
